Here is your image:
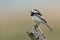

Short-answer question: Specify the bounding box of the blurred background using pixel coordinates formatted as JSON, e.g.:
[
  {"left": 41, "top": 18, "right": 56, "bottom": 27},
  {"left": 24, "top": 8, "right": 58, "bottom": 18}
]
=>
[{"left": 0, "top": 0, "right": 60, "bottom": 40}]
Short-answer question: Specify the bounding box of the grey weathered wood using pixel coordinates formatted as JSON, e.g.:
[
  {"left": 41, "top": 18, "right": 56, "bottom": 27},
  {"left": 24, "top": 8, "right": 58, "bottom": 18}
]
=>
[{"left": 27, "top": 25, "right": 47, "bottom": 40}]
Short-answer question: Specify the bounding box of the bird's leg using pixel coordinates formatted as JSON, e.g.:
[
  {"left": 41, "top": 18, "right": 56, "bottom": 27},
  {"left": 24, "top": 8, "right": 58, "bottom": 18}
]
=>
[
  {"left": 34, "top": 23, "right": 39, "bottom": 28},
  {"left": 33, "top": 23, "right": 40, "bottom": 33}
]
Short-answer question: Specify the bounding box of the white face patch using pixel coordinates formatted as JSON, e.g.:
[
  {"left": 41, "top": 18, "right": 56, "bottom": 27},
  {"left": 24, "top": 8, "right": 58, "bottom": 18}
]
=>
[
  {"left": 31, "top": 9, "right": 38, "bottom": 13},
  {"left": 33, "top": 11, "right": 38, "bottom": 13},
  {"left": 31, "top": 10, "right": 34, "bottom": 12}
]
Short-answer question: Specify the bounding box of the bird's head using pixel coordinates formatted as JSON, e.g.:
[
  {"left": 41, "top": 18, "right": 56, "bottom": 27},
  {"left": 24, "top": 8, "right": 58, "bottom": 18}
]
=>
[{"left": 30, "top": 9, "right": 39, "bottom": 13}]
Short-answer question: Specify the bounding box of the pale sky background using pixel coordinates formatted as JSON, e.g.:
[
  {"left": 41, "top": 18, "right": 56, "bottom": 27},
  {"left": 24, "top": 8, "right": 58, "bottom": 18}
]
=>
[
  {"left": 0, "top": 0, "right": 60, "bottom": 19},
  {"left": 0, "top": 0, "right": 60, "bottom": 10}
]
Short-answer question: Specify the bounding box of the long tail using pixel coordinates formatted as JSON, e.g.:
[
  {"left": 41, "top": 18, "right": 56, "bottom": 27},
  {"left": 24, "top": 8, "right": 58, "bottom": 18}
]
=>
[
  {"left": 45, "top": 23, "right": 53, "bottom": 31},
  {"left": 42, "top": 22, "right": 53, "bottom": 31}
]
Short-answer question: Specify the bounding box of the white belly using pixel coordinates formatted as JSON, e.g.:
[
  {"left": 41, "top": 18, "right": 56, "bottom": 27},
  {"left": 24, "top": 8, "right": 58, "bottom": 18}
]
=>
[{"left": 31, "top": 16, "right": 42, "bottom": 23}]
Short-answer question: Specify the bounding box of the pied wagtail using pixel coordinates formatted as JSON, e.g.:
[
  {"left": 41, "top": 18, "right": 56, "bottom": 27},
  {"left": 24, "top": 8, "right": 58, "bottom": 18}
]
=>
[{"left": 30, "top": 9, "right": 53, "bottom": 31}]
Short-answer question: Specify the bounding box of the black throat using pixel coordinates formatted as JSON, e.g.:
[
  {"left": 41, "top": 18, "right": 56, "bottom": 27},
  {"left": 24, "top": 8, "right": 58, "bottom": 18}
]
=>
[
  {"left": 31, "top": 12, "right": 42, "bottom": 16},
  {"left": 31, "top": 12, "right": 34, "bottom": 16}
]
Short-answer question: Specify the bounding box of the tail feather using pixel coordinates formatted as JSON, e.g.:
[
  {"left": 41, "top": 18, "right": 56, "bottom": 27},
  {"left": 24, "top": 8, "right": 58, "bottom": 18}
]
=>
[{"left": 42, "top": 22, "right": 53, "bottom": 31}]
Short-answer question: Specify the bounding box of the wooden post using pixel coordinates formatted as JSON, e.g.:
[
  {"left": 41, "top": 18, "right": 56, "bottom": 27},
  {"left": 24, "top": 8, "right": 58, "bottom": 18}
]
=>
[{"left": 27, "top": 25, "right": 47, "bottom": 40}]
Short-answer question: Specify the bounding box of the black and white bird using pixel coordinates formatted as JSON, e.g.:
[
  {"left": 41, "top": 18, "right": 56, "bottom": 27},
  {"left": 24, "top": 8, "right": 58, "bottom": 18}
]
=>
[
  {"left": 30, "top": 9, "right": 53, "bottom": 31},
  {"left": 30, "top": 9, "right": 47, "bottom": 25}
]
